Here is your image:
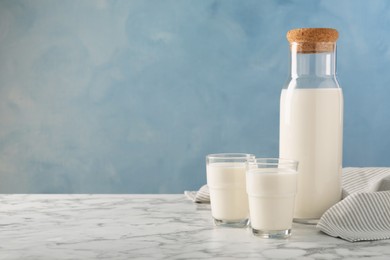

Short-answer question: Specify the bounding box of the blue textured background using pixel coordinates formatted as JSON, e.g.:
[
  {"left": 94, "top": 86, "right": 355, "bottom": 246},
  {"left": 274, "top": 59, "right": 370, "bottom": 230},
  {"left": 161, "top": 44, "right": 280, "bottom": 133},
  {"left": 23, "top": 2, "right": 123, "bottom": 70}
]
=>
[{"left": 0, "top": 0, "right": 389, "bottom": 193}]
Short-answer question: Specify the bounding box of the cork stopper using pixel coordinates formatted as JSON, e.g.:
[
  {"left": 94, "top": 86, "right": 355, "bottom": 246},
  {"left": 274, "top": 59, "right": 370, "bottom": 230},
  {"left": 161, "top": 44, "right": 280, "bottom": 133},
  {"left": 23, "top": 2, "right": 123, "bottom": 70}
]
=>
[{"left": 286, "top": 28, "right": 339, "bottom": 53}]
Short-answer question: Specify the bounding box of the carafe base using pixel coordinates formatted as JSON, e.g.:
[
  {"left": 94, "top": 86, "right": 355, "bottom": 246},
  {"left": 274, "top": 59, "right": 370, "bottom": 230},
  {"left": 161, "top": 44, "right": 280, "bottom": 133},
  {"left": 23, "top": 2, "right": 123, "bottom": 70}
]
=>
[{"left": 293, "top": 218, "right": 318, "bottom": 225}]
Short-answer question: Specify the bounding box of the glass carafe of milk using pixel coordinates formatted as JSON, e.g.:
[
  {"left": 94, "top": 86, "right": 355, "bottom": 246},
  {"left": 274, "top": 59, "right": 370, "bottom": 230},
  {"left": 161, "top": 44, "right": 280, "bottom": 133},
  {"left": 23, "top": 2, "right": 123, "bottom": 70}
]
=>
[{"left": 279, "top": 28, "right": 343, "bottom": 224}]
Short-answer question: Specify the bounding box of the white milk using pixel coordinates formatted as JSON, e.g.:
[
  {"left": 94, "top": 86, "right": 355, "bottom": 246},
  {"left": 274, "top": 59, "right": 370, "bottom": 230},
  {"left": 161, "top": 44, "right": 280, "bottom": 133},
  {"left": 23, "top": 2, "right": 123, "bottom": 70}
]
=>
[
  {"left": 280, "top": 88, "right": 343, "bottom": 219},
  {"left": 207, "top": 163, "right": 249, "bottom": 221},
  {"left": 246, "top": 169, "right": 298, "bottom": 231}
]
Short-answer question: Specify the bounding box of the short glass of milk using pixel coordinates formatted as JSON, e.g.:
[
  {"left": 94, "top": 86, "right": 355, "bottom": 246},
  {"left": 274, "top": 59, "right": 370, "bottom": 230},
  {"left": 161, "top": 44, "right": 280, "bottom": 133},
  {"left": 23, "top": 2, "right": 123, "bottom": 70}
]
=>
[
  {"left": 246, "top": 158, "right": 298, "bottom": 238},
  {"left": 206, "top": 153, "right": 255, "bottom": 228}
]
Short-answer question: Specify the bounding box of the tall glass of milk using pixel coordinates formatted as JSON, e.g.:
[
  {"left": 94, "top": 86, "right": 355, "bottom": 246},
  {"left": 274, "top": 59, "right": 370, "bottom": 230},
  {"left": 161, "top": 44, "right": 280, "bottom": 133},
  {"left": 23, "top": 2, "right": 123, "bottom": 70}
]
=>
[
  {"left": 279, "top": 28, "right": 343, "bottom": 224},
  {"left": 246, "top": 158, "right": 299, "bottom": 238},
  {"left": 206, "top": 153, "right": 255, "bottom": 228}
]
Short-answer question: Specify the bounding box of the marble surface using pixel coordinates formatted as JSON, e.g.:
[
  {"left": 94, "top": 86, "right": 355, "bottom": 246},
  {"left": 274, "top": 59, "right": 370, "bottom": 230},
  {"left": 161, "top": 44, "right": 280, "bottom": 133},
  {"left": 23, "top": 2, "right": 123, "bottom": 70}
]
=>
[{"left": 1, "top": 195, "right": 390, "bottom": 259}]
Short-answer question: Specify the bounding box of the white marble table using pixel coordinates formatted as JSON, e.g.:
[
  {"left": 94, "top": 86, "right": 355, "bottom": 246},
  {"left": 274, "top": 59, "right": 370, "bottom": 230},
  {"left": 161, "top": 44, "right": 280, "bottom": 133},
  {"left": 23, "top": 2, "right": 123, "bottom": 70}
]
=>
[{"left": 1, "top": 195, "right": 390, "bottom": 259}]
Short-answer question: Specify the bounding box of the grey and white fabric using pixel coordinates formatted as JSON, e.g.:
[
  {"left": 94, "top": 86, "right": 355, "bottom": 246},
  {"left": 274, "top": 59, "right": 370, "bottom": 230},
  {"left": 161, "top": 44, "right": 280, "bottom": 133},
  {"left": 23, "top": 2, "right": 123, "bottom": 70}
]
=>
[
  {"left": 185, "top": 167, "right": 390, "bottom": 242},
  {"left": 317, "top": 167, "right": 390, "bottom": 242},
  {"left": 184, "top": 184, "right": 210, "bottom": 203}
]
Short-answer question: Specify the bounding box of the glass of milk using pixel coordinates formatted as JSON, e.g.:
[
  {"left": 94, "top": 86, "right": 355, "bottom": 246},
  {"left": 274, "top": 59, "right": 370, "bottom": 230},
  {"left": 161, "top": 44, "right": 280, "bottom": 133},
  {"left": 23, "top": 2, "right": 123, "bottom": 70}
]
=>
[
  {"left": 206, "top": 153, "right": 255, "bottom": 228},
  {"left": 246, "top": 158, "right": 298, "bottom": 238}
]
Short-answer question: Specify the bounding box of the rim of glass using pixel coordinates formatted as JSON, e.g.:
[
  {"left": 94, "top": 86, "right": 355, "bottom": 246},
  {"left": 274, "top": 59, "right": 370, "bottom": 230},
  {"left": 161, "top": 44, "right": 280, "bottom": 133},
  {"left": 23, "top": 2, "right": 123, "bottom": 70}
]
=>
[
  {"left": 248, "top": 158, "right": 298, "bottom": 166},
  {"left": 206, "top": 153, "right": 255, "bottom": 160}
]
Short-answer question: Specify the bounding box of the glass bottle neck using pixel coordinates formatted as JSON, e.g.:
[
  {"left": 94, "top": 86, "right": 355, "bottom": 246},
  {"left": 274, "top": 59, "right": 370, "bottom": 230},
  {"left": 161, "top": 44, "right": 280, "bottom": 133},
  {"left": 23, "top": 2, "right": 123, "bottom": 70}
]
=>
[{"left": 290, "top": 43, "right": 336, "bottom": 78}]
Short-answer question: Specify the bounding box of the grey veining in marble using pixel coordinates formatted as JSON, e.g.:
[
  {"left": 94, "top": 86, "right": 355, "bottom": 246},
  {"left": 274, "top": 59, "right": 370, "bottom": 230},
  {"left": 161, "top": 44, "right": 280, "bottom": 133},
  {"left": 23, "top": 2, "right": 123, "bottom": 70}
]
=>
[{"left": 1, "top": 195, "right": 390, "bottom": 259}]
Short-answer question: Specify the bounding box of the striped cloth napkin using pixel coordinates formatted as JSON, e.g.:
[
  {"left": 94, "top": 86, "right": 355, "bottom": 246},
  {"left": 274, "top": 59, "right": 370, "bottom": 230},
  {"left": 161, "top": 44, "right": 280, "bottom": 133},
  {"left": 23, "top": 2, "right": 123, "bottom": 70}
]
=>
[
  {"left": 318, "top": 167, "right": 390, "bottom": 242},
  {"left": 185, "top": 184, "right": 210, "bottom": 203},
  {"left": 185, "top": 167, "right": 390, "bottom": 242}
]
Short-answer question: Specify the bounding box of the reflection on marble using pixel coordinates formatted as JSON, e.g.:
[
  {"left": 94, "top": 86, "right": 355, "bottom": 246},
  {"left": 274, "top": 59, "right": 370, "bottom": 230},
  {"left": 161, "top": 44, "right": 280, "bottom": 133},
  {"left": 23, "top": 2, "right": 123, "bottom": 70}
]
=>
[{"left": 0, "top": 195, "right": 390, "bottom": 259}]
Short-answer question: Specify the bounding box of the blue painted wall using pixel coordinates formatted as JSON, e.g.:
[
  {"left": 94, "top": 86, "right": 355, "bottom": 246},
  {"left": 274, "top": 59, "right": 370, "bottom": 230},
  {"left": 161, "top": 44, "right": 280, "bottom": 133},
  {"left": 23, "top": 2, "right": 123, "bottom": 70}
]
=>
[{"left": 0, "top": 0, "right": 389, "bottom": 193}]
